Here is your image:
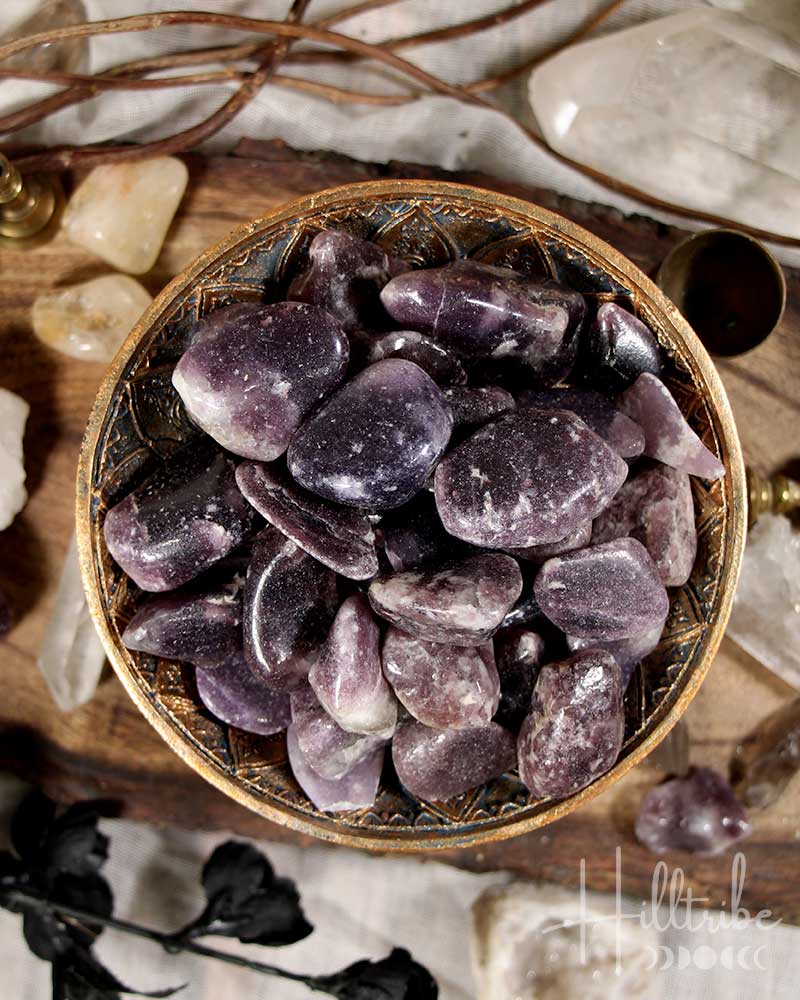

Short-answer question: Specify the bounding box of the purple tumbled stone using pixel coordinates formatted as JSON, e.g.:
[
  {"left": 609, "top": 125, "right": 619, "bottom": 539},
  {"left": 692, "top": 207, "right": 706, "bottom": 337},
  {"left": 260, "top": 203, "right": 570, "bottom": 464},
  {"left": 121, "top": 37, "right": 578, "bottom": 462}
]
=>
[
  {"left": 518, "top": 388, "right": 644, "bottom": 459},
  {"left": 507, "top": 520, "right": 592, "bottom": 562},
  {"left": 286, "top": 722, "right": 383, "bottom": 812},
  {"left": 442, "top": 385, "right": 516, "bottom": 432},
  {"left": 196, "top": 651, "right": 291, "bottom": 736},
  {"left": 517, "top": 649, "right": 624, "bottom": 799},
  {"left": 173, "top": 302, "right": 349, "bottom": 461},
  {"left": 392, "top": 719, "right": 515, "bottom": 800},
  {"left": 104, "top": 443, "right": 255, "bottom": 592},
  {"left": 635, "top": 767, "right": 752, "bottom": 856},
  {"left": 187, "top": 302, "right": 265, "bottom": 348},
  {"left": 356, "top": 330, "right": 466, "bottom": 386},
  {"left": 494, "top": 628, "right": 546, "bottom": 731},
  {"left": 617, "top": 374, "right": 725, "bottom": 479},
  {"left": 381, "top": 627, "right": 500, "bottom": 730},
  {"left": 566, "top": 619, "right": 666, "bottom": 686},
  {"left": 378, "top": 493, "right": 465, "bottom": 572},
  {"left": 235, "top": 461, "right": 378, "bottom": 580},
  {"left": 368, "top": 553, "right": 522, "bottom": 645},
  {"left": 287, "top": 229, "right": 409, "bottom": 332},
  {"left": 290, "top": 686, "right": 385, "bottom": 779},
  {"left": 434, "top": 409, "right": 627, "bottom": 548},
  {"left": 584, "top": 302, "right": 663, "bottom": 390},
  {"left": 535, "top": 538, "right": 669, "bottom": 640},
  {"left": 592, "top": 464, "right": 697, "bottom": 586},
  {"left": 243, "top": 529, "right": 339, "bottom": 691},
  {"left": 287, "top": 359, "right": 452, "bottom": 511}
]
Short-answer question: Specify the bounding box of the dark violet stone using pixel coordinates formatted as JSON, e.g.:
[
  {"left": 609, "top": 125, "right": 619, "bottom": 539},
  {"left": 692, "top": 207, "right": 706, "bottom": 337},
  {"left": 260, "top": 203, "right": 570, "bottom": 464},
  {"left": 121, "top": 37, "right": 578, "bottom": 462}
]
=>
[
  {"left": 494, "top": 628, "right": 545, "bottom": 731},
  {"left": 357, "top": 330, "right": 466, "bottom": 386},
  {"left": 434, "top": 409, "right": 627, "bottom": 548},
  {"left": 566, "top": 620, "right": 666, "bottom": 686},
  {"left": 507, "top": 520, "right": 592, "bottom": 563},
  {"left": 517, "top": 388, "right": 644, "bottom": 459},
  {"left": 534, "top": 538, "right": 669, "bottom": 640},
  {"left": 173, "top": 302, "right": 349, "bottom": 461},
  {"left": 635, "top": 767, "right": 752, "bottom": 856},
  {"left": 378, "top": 493, "right": 465, "bottom": 572},
  {"left": 501, "top": 584, "right": 543, "bottom": 629},
  {"left": 584, "top": 302, "right": 663, "bottom": 390},
  {"left": 382, "top": 627, "right": 500, "bottom": 730},
  {"left": 287, "top": 229, "right": 409, "bottom": 332},
  {"left": 592, "top": 464, "right": 697, "bottom": 586},
  {"left": 286, "top": 722, "right": 384, "bottom": 812},
  {"left": 243, "top": 528, "right": 339, "bottom": 691},
  {"left": 287, "top": 359, "right": 453, "bottom": 511},
  {"left": 517, "top": 649, "right": 624, "bottom": 799},
  {"left": 392, "top": 719, "right": 515, "bottom": 801},
  {"left": 187, "top": 302, "right": 265, "bottom": 348},
  {"left": 104, "top": 443, "right": 255, "bottom": 592},
  {"left": 368, "top": 553, "right": 522, "bottom": 645},
  {"left": 732, "top": 697, "right": 800, "bottom": 811},
  {"left": 442, "top": 385, "right": 516, "bottom": 432},
  {"left": 0, "top": 588, "right": 12, "bottom": 637},
  {"left": 196, "top": 651, "right": 291, "bottom": 736},
  {"left": 235, "top": 461, "right": 378, "bottom": 580},
  {"left": 381, "top": 260, "right": 585, "bottom": 385},
  {"left": 290, "top": 685, "right": 385, "bottom": 779}
]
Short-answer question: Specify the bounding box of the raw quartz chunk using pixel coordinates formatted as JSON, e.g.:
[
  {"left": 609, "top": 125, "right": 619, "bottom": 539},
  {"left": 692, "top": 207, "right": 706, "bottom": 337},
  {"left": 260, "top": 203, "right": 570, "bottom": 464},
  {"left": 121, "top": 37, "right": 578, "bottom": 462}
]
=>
[
  {"left": 617, "top": 373, "right": 725, "bottom": 479},
  {"left": 635, "top": 767, "right": 751, "bottom": 855},
  {"left": 517, "top": 387, "right": 644, "bottom": 458},
  {"left": 243, "top": 529, "right": 339, "bottom": 691},
  {"left": 287, "top": 229, "right": 409, "bottom": 331},
  {"left": 103, "top": 442, "right": 254, "bottom": 592},
  {"left": 584, "top": 302, "right": 663, "bottom": 390},
  {"left": 380, "top": 260, "right": 586, "bottom": 385},
  {"left": 309, "top": 594, "right": 397, "bottom": 739},
  {"left": 731, "top": 697, "right": 800, "bottom": 810},
  {"left": 566, "top": 619, "right": 666, "bottom": 686},
  {"left": 290, "top": 686, "right": 385, "bottom": 779},
  {"left": 196, "top": 651, "right": 291, "bottom": 736},
  {"left": 535, "top": 538, "right": 669, "bottom": 640},
  {"left": 381, "top": 627, "right": 500, "bottom": 730},
  {"left": 442, "top": 385, "right": 516, "bottom": 432},
  {"left": 287, "top": 359, "right": 452, "bottom": 511},
  {"left": 507, "top": 520, "right": 592, "bottom": 562},
  {"left": 235, "top": 461, "right": 378, "bottom": 580},
  {"left": 494, "top": 628, "right": 546, "bottom": 731},
  {"left": 434, "top": 408, "right": 627, "bottom": 548},
  {"left": 173, "top": 302, "right": 349, "bottom": 462},
  {"left": 356, "top": 329, "right": 466, "bottom": 386},
  {"left": 378, "top": 493, "right": 464, "bottom": 572},
  {"left": 592, "top": 463, "right": 697, "bottom": 586},
  {"left": 392, "top": 719, "right": 515, "bottom": 800},
  {"left": 0, "top": 387, "right": 29, "bottom": 530},
  {"left": 368, "top": 553, "right": 522, "bottom": 645},
  {"left": 517, "top": 649, "right": 624, "bottom": 799},
  {"left": 286, "top": 722, "right": 384, "bottom": 813}
]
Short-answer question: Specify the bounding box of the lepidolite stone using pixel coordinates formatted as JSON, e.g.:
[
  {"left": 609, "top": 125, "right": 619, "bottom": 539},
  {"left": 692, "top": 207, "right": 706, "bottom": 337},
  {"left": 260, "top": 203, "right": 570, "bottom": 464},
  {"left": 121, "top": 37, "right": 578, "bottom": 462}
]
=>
[
  {"left": 507, "top": 520, "right": 592, "bottom": 562},
  {"left": 518, "top": 388, "right": 644, "bottom": 458},
  {"left": 309, "top": 594, "right": 397, "bottom": 739},
  {"left": 287, "top": 359, "right": 452, "bottom": 510},
  {"left": 378, "top": 493, "right": 464, "bottom": 572},
  {"left": 517, "top": 649, "right": 624, "bottom": 799},
  {"left": 290, "top": 686, "right": 385, "bottom": 779},
  {"left": 196, "top": 652, "right": 291, "bottom": 736},
  {"left": 584, "top": 302, "right": 663, "bottom": 390},
  {"left": 434, "top": 409, "right": 627, "bottom": 548},
  {"left": 286, "top": 722, "right": 384, "bottom": 812},
  {"left": 442, "top": 386, "right": 515, "bottom": 432},
  {"left": 287, "top": 229, "right": 409, "bottom": 331},
  {"left": 617, "top": 374, "right": 725, "bottom": 479},
  {"left": 104, "top": 443, "right": 254, "bottom": 592},
  {"left": 592, "top": 464, "right": 697, "bottom": 586},
  {"left": 635, "top": 767, "right": 752, "bottom": 856},
  {"left": 382, "top": 627, "right": 500, "bottom": 729},
  {"left": 188, "top": 303, "right": 265, "bottom": 348},
  {"left": 535, "top": 538, "right": 669, "bottom": 640},
  {"left": 173, "top": 302, "right": 349, "bottom": 462},
  {"left": 567, "top": 620, "right": 665, "bottom": 686},
  {"left": 358, "top": 330, "right": 466, "bottom": 386},
  {"left": 243, "top": 529, "right": 339, "bottom": 691},
  {"left": 501, "top": 584, "right": 543, "bottom": 629},
  {"left": 392, "top": 719, "right": 515, "bottom": 800},
  {"left": 368, "top": 554, "right": 522, "bottom": 645},
  {"left": 494, "top": 628, "right": 546, "bottom": 731},
  {"left": 235, "top": 461, "right": 378, "bottom": 580}
]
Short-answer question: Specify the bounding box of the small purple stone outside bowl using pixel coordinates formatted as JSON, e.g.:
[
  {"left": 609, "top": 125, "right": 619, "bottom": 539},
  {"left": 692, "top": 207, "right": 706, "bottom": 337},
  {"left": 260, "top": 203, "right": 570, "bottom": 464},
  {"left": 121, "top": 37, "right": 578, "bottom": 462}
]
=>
[{"left": 77, "top": 181, "right": 746, "bottom": 851}]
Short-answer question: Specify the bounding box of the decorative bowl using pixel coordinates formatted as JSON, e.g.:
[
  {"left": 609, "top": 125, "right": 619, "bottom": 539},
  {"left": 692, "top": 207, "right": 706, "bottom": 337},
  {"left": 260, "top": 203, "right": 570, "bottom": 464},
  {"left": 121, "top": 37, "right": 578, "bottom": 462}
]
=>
[{"left": 77, "top": 180, "right": 746, "bottom": 850}]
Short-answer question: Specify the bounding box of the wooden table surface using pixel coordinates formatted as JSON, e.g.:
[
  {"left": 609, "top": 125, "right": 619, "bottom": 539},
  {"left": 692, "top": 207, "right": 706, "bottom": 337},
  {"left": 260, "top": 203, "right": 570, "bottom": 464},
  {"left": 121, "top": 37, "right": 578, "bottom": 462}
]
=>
[{"left": 1, "top": 140, "right": 798, "bottom": 922}]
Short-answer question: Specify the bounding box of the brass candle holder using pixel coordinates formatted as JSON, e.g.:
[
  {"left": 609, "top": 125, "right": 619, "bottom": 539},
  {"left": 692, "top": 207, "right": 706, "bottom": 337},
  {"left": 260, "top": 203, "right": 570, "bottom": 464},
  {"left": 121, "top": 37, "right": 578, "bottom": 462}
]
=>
[
  {"left": 747, "top": 468, "right": 800, "bottom": 528},
  {"left": 0, "top": 152, "right": 62, "bottom": 246}
]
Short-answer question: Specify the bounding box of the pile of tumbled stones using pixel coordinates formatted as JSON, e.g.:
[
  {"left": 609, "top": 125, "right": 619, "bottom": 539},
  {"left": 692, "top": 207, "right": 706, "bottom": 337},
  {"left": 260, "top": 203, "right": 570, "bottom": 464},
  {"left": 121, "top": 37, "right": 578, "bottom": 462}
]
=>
[{"left": 105, "top": 230, "right": 725, "bottom": 813}]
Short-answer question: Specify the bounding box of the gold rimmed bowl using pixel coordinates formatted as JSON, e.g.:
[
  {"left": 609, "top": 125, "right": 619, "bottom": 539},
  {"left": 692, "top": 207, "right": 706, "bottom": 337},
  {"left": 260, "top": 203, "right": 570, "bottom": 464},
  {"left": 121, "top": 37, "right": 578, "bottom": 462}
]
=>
[{"left": 77, "top": 181, "right": 746, "bottom": 850}]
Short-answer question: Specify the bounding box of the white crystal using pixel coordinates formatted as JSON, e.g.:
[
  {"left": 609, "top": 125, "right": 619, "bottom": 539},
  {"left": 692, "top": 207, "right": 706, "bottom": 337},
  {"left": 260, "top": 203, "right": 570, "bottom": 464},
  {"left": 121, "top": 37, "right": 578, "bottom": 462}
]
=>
[
  {"left": 727, "top": 514, "right": 800, "bottom": 689},
  {"left": 0, "top": 387, "right": 29, "bottom": 530},
  {"left": 32, "top": 274, "right": 152, "bottom": 362},
  {"left": 62, "top": 157, "right": 189, "bottom": 274},
  {"left": 529, "top": 9, "right": 800, "bottom": 240}
]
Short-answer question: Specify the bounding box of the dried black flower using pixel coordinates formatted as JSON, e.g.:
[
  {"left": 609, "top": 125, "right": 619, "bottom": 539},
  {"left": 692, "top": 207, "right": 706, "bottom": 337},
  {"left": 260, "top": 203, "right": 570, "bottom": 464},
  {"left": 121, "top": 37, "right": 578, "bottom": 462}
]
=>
[{"left": 313, "top": 948, "right": 439, "bottom": 1000}]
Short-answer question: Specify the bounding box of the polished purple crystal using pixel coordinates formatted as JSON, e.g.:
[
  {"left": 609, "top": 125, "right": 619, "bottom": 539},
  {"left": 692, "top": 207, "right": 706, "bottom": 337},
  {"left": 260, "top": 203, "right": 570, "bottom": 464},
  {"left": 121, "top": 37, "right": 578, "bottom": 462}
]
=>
[
  {"left": 517, "top": 649, "right": 624, "bottom": 799},
  {"left": 392, "top": 719, "right": 515, "bottom": 800},
  {"left": 378, "top": 493, "right": 464, "bottom": 572},
  {"left": 566, "top": 619, "right": 665, "bottom": 686},
  {"left": 381, "top": 627, "right": 500, "bottom": 729},
  {"left": 584, "top": 302, "right": 663, "bottom": 390},
  {"left": 235, "top": 461, "right": 378, "bottom": 580},
  {"left": 187, "top": 302, "right": 265, "bottom": 348},
  {"left": 635, "top": 767, "right": 752, "bottom": 855},
  {"left": 357, "top": 330, "right": 466, "bottom": 386},
  {"left": 290, "top": 685, "right": 385, "bottom": 779},
  {"left": 434, "top": 409, "right": 627, "bottom": 548},
  {"left": 173, "top": 302, "right": 349, "bottom": 461},
  {"left": 518, "top": 388, "right": 644, "bottom": 458},
  {"left": 617, "top": 374, "right": 725, "bottom": 479},
  {"left": 195, "top": 651, "right": 291, "bottom": 735},
  {"left": 442, "top": 385, "right": 516, "bottom": 432},
  {"left": 288, "top": 359, "right": 452, "bottom": 510},
  {"left": 535, "top": 538, "right": 669, "bottom": 640},
  {"left": 104, "top": 443, "right": 254, "bottom": 592},
  {"left": 507, "top": 521, "right": 592, "bottom": 562},
  {"left": 592, "top": 464, "right": 697, "bottom": 586},
  {"left": 243, "top": 529, "right": 339, "bottom": 690},
  {"left": 286, "top": 722, "right": 383, "bottom": 812},
  {"left": 494, "top": 628, "right": 545, "bottom": 731},
  {"left": 368, "top": 553, "right": 522, "bottom": 645}
]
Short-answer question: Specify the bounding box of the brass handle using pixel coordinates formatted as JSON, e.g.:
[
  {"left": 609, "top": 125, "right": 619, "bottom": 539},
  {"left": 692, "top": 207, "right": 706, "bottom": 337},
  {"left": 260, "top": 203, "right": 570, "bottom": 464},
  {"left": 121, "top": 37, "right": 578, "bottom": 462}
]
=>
[
  {"left": 0, "top": 152, "right": 61, "bottom": 243},
  {"left": 747, "top": 467, "right": 800, "bottom": 527}
]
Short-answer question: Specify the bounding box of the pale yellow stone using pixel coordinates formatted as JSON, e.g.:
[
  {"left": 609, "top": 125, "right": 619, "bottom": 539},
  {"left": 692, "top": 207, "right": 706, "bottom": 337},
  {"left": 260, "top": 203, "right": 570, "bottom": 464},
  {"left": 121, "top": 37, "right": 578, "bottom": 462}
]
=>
[
  {"left": 32, "top": 274, "right": 152, "bottom": 362},
  {"left": 62, "top": 156, "right": 189, "bottom": 273}
]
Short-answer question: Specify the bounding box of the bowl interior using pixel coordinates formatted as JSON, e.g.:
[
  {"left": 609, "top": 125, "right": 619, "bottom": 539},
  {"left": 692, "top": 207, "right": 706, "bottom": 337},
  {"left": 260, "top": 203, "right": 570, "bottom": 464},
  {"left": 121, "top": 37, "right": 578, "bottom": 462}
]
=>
[{"left": 78, "top": 181, "right": 745, "bottom": 849}]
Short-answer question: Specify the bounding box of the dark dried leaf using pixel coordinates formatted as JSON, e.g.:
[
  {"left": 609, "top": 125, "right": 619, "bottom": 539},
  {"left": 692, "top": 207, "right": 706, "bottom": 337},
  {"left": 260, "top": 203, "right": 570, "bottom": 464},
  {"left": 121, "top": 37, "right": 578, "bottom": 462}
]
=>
[
  {"left": 45, "top": 806, "right": 110, "bottom": 881},
  {"left": 54, "top": 873, "right": 114, "bottom": 945},
  {"left": 11, "top": 790, "right": 56, "bottom": 864},
  {"left": 201, "top": 842, "right": 273, "bottom": 907},
  {"left": 52, "top": 949, "right": 183, "bottom": 1000},
  {"left": 313, "top": 948, "right": 438, "bottom": 1000},
  {"left": 24, "top": 908, "right": 74, "bottom": 961},
  {"left": 0, "top": 849, "right": 25, "bottom": 887}
]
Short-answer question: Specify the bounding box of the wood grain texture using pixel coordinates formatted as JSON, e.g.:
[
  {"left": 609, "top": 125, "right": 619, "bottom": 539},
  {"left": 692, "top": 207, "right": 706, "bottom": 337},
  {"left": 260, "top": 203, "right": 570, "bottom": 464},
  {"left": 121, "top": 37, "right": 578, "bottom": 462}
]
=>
[{"left": 0, "top": 141, "right": 798, "bottom": 919}]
